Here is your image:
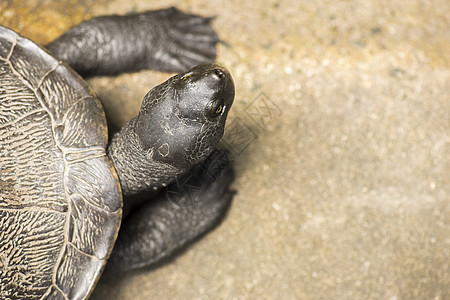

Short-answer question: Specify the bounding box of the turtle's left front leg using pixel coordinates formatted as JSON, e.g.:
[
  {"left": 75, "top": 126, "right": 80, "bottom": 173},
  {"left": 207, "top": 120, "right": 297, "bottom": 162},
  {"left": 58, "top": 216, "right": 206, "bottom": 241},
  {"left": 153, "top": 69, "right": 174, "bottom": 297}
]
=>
[{"left": 47, "top": 7, "right": 220, "bottom": 76}]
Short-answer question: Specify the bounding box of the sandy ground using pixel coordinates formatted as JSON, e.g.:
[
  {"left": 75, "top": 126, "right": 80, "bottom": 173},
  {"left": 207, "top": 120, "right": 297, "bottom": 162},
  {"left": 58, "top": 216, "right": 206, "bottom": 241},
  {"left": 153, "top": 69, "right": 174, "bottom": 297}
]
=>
[{"left": 2, "top": 0, "right": 449, "bottom": 299}]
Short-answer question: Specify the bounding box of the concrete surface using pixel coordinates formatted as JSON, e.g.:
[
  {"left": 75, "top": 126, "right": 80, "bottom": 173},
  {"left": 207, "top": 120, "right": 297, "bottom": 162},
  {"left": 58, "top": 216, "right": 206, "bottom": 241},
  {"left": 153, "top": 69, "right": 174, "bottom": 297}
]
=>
[{"left": 2, "top": 0, "right": 449, "bottom": 299}]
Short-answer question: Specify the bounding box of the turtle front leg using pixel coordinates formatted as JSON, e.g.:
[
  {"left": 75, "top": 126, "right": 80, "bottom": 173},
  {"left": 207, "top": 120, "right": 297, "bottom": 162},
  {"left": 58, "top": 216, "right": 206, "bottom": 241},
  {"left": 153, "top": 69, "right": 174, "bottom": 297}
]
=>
[
  {"left": 47, "top": 7, "right": 219, "bottom": 76},
  {"left": 106, "top": 150, "right": 235, "bottom": 272}
]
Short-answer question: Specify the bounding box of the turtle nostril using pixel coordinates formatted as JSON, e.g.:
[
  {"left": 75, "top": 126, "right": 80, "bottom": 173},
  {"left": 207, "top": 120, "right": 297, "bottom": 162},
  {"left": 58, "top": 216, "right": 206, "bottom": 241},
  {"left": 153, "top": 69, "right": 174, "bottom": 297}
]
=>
[{"left": 213, "top": 68, "right": 225, "bottom": 79}]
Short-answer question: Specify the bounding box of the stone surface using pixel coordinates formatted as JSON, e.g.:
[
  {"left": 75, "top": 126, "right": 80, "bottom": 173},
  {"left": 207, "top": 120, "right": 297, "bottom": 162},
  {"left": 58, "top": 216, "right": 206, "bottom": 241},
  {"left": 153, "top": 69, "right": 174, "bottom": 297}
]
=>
[{"left": 2, "top": 0, "right": 449, "bottom": 299}]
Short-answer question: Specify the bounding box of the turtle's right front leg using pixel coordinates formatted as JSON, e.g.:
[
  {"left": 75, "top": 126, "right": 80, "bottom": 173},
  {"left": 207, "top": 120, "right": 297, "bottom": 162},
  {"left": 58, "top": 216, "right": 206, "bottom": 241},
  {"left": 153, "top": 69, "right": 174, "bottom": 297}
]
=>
[
  {"left": 47, "top": 7, "right": 220, "bottom": 76},
  {"left": 106, "top": 150, "right": 235, "bottom": 272}
]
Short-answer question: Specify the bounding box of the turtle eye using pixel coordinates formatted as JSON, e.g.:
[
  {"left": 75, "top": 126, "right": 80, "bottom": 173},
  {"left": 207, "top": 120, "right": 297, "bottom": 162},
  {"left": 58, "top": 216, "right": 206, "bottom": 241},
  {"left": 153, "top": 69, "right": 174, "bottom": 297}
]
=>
[
  {"left": 206, "top": 101, "right": 225, "bottom": 119},
  {"left": 181, "top": 73, "right": 192, "bottom": 81},
  {"left": 215, "top": 104, "right": 223, "bottom": 115}
]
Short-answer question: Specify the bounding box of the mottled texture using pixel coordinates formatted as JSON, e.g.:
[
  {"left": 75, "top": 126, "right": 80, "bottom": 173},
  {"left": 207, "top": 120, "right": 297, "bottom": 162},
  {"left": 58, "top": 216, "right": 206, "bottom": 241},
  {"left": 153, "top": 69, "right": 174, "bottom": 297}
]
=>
[
  {"left": 107, "top": 118, "right": 184, "bottom": 196},
  {"left": 0, "top": 211, "right": 65, "bottom": 299},
  {"left": 47, "top": 7, "right": 219, "bottom": 76},
  {"left": 0, "top": 26, "right": 121, "bottom": 300}
]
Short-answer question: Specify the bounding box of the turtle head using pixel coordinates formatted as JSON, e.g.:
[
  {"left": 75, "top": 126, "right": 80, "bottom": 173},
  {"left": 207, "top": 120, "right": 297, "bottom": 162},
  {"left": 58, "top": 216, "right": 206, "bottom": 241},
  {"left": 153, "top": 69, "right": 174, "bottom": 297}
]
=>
[{"left": 136, "top": 64, "right": 235, "bottom": 169}]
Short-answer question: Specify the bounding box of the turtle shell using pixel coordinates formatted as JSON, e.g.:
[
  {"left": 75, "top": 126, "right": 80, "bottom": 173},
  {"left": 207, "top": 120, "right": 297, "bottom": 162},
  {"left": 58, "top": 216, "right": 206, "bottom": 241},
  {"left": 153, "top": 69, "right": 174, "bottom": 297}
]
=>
[{"left": 0, "top": 26, "right": 122, "bottom": 299}]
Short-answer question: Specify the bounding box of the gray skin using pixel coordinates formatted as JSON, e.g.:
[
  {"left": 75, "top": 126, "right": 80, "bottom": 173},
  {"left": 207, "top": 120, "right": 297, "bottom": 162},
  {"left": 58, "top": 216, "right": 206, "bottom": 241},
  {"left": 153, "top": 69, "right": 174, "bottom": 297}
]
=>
[
  {"left": 0, "top": 7, "right": 235, "bottom": 299},
  {"left": 109, "top": 64, "right": 234, "bottom": 196},
  {"left": 47, "top": 7, "right": 219, "bottom": 76}
]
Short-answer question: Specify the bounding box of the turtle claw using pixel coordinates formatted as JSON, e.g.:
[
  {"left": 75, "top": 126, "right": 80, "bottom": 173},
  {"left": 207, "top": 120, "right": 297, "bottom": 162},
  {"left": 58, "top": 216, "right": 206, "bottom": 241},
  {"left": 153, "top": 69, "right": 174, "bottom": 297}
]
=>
[{"left": 149, "top": 8, "right": 220, "bottom": 72}]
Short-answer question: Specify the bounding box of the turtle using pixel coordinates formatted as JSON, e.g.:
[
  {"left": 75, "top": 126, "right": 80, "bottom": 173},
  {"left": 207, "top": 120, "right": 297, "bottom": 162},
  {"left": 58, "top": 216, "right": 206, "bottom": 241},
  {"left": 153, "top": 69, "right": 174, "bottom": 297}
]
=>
[{"left": 0, "top": 7, "right": 235, "bottom": 300}]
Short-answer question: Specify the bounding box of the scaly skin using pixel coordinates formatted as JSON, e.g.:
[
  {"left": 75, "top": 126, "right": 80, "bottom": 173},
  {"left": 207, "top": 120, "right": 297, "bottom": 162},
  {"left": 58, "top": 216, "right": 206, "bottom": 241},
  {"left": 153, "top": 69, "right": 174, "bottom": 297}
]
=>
[{"left": 47, "top": 7, "right": 219, "bottom": 76}]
